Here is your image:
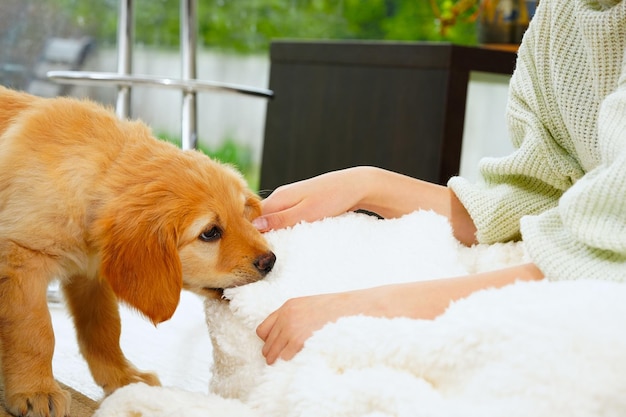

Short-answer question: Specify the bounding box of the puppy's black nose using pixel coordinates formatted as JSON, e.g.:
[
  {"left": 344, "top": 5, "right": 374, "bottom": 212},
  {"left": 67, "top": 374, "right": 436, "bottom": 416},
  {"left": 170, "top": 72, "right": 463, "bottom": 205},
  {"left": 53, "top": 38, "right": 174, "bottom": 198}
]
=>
[{"left": 254, "top": 252, "right": 276, "bottom": 275}]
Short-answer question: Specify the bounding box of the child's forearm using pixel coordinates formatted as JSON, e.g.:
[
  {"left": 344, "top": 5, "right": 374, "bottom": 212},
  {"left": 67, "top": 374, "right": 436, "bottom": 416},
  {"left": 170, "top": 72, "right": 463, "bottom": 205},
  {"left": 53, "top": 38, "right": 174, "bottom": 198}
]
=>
[{"left": 353, "top": 167, "right": 477, "bottom": 245}]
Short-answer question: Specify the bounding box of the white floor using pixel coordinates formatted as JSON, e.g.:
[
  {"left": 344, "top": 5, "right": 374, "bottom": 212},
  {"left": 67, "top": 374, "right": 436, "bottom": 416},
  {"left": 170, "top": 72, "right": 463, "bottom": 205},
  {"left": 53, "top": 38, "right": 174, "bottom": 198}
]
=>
[{"left": 49, "top": 291, "right": 213, "bottom": 400}]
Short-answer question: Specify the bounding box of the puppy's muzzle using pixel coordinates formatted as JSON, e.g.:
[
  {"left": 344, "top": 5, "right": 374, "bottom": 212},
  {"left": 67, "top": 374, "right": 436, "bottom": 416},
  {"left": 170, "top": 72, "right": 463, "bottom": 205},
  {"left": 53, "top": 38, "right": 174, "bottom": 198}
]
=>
[{"left": 254, "top": 252, "right": 276, "bottom": 275}]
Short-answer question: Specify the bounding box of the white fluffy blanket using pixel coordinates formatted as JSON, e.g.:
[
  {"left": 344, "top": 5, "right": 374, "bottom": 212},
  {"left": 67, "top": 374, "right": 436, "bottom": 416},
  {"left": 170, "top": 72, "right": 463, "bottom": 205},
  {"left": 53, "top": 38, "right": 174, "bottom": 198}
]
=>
[{"left": 95, "top": 211, "right": 626, "bottom": 417}]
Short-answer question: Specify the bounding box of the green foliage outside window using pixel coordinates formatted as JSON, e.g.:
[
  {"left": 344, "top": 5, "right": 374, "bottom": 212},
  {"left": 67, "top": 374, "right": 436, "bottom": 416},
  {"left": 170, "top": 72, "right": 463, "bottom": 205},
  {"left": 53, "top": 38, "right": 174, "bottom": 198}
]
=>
[{"left": 51, "top": 0, "right": 479, "bottom": 53}]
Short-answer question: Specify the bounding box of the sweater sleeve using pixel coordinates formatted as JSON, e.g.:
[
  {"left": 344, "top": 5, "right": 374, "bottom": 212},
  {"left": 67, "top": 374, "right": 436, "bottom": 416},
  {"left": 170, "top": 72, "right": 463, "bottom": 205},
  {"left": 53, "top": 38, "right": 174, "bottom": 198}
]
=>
[
  {"left": 521, "top": 77, "right": 626, "bottom": 281},
  {"left": 448, "top": 0, "right": 586, "bottom": 244}
]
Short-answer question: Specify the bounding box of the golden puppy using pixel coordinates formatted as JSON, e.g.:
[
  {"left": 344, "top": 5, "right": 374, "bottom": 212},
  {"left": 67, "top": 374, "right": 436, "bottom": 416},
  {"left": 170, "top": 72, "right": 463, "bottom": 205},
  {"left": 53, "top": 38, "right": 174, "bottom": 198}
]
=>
[{"left": 0, "top": 87, "right": 275, "bottom": 417}]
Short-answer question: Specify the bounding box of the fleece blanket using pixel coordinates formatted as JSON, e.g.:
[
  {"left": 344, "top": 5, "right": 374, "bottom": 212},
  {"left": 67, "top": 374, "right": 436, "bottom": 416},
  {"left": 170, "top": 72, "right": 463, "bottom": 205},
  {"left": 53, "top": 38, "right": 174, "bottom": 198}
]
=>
[{"left": 95, "top": 211, "right": 626, "bottom": 417}]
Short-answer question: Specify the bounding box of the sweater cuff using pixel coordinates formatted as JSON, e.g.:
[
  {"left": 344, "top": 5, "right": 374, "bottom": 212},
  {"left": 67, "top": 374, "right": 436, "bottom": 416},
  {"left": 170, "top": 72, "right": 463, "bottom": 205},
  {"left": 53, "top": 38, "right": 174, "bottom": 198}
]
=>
[{"left": 448, "top": 176, "right": 558, "bottom": 244}]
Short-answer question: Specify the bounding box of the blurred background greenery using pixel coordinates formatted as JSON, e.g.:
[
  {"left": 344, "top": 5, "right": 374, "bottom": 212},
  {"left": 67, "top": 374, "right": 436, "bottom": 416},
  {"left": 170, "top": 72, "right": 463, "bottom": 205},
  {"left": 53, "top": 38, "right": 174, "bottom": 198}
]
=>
[{"left": 48, "top": 0, "right": 479, "bottom": 52}]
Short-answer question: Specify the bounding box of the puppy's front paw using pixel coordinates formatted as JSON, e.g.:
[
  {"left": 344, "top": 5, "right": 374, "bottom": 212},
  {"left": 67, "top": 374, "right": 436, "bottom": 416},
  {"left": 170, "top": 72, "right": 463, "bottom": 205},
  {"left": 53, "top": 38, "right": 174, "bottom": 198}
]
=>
[
  {"left": 5, "top": 383, "right": 71, "bottom": 417},
  {"left": 128, "top": 369, "right": 160, "bottom": 388},
  {"left": 101, "top": 367, "right": 161, "bottom": 396}
]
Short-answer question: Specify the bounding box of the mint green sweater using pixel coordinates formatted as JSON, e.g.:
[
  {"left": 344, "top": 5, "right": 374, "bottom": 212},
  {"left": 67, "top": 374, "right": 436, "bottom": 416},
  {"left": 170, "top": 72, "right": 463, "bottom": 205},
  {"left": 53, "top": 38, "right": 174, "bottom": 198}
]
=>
[{"left": 448, "top": 0, "right": 626, "bottom": 281}]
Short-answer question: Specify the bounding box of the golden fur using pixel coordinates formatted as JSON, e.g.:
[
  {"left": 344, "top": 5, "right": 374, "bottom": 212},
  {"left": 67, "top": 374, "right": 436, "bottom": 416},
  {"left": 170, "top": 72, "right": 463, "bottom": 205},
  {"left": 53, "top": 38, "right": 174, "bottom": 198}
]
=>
[{"left": 0, "top": 87, "right": 275, "bottom": 417}]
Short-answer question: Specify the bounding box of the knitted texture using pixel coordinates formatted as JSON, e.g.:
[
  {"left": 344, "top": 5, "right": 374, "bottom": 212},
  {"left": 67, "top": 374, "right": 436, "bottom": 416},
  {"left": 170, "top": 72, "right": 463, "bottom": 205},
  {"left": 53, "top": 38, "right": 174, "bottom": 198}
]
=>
[{"left": 448, "top": 0, "right": 626, "bottom": 281}]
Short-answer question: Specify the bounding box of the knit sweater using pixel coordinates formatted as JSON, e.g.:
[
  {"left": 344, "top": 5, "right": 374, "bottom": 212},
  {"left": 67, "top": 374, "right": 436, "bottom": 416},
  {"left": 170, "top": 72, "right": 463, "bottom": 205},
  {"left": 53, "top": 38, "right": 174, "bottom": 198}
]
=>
[{"left": 448, "top": 0, "right": 626, "bottom": 281}]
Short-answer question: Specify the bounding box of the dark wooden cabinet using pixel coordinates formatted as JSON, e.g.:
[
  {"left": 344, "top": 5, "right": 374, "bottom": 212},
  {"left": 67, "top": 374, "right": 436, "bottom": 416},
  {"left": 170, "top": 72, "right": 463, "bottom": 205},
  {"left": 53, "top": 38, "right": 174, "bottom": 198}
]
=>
[{"left": 260, "top": 40, "right": 517, "bottom": 191}]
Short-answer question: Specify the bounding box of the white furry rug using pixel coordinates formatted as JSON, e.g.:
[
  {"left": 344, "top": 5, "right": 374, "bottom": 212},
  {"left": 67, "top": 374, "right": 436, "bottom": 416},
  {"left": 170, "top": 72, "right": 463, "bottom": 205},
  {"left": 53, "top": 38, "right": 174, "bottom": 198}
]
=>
[{"left": 95, "top": 211, "right": 626, "bottom": 417}]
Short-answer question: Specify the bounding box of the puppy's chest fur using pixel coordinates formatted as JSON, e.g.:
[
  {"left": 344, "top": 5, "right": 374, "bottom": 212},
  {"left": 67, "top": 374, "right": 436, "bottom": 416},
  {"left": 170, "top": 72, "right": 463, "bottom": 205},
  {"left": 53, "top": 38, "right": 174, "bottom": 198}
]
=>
[
  {"left": 0, "top": 190, "right": 106, "bottom": 281},
  {"left": 0, "top": 144, "right": 123, "bottom": 280}
]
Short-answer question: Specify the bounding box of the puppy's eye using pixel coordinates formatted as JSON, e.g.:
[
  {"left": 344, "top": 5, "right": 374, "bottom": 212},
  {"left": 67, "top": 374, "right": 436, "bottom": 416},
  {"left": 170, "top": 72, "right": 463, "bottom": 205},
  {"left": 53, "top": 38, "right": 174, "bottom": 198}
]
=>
[{"left": 199, "top": 227, "right": 222, "bottom": 242}]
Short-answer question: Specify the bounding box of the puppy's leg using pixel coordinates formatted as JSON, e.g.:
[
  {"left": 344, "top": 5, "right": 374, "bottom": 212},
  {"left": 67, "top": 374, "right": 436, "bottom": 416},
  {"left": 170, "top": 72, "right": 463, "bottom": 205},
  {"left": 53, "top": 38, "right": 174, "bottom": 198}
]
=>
[
  {"left": 62, "top": 276, "right": 160, "bottom": 395},
  {"left": 0, "top": 243, "right": 71, "bottom": 417}
]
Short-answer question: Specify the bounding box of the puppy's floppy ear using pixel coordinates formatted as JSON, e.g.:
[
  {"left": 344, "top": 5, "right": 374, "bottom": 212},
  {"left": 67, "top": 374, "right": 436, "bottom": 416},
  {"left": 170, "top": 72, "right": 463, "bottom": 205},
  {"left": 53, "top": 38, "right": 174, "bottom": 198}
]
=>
[
  {"left": 96, "top": 208, "right": 182, "bottom": 325},
  {"left": 244, "top": 191, "right": 263, "bottom": 221}
]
